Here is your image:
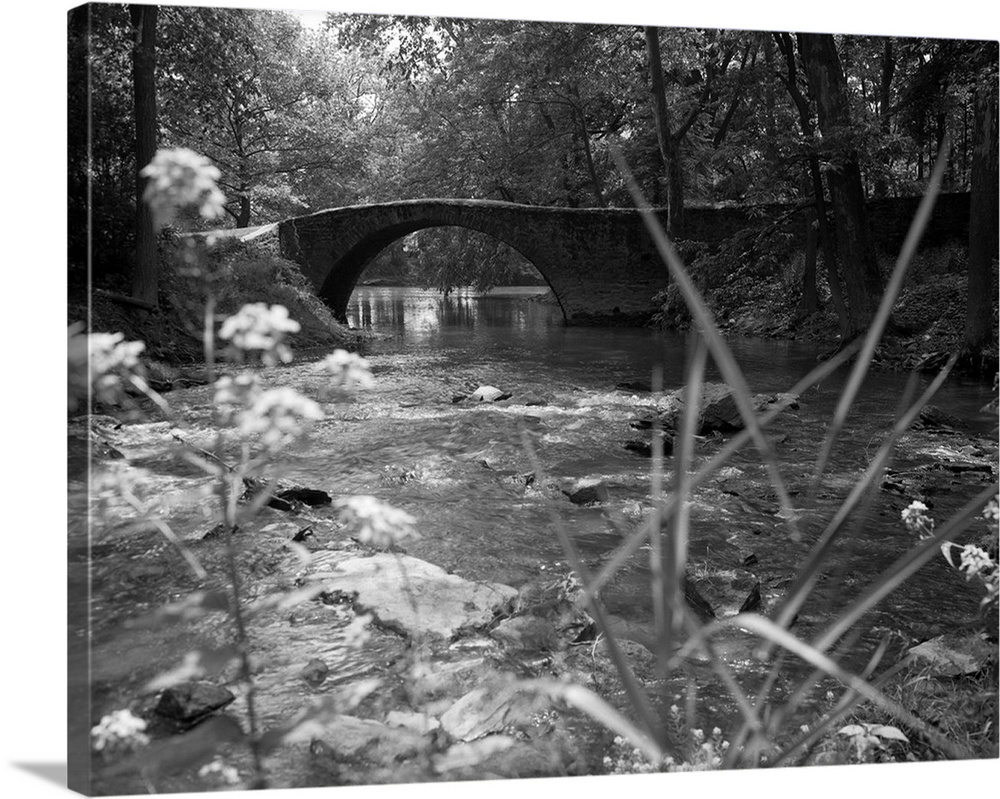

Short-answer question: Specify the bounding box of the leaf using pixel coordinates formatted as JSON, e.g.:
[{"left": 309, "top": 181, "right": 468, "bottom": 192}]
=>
[
  {"left": 143, "top": 646, "right": 241, "bottom": 692},
  {"left": 872, "top": 725, "right": 909, "bottom": 743},
  {"left": 543, "top": 681, "right": 664, "bottom": 764},
  {"left": 838, "top": 724, "right": 866, "bottom": 737}
]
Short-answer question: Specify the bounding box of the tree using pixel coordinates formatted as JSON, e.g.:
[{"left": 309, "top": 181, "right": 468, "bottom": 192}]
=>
[
  {"left": 963, "top": 49, "right": 999, "bottom": 369},
  {"left": 129, "top": 4, "right": 158, "bottom": 308},
  {"left": 159, "top": 7, "right": 363, "bottom": 226},
  {"left": 643, "top": 26, "right": 715, "bottom": 237},
  {"left": 797, "top": 32, "right": 885, "bottom": 341}
]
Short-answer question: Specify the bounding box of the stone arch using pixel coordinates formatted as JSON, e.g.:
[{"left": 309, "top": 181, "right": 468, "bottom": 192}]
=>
[
  {"left": 277, "top": 199, "right": 672, "bottom": 324},
  {"left": 314, "top": 214, "right": 566, "bottom": 321}
]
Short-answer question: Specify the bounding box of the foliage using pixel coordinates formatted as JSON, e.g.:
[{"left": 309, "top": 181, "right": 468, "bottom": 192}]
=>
[
  {"left": 533, "top": 157, "right": 999, "bottom": 773},
  {"left": 75, "top": 148, "right": 420, "bottom": 791}
]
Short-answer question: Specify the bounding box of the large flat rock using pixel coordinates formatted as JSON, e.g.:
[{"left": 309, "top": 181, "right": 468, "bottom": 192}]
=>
[{"left": 315, "top": 553, "right": 517, "bottom": 639}]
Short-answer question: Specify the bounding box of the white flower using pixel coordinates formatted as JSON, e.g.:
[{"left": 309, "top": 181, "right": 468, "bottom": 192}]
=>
[
  {"left": 219, "top": 303, "right": 301, "bottom": 366},
  {"left": 902, "top": 500, "right": 934, "bottom": 538},
  {"left": 958, "top": 545, "right": 995, "bottom": 581},
  {"left": 198, "top": 758, "right": 240, "bottom": 785},
  {"left": 317, "top": 349, "right": 375, "bottom": 395},
  {"left": 69, "top": 326, "right": 146, "bottom": 410},
  {"left": 983, "top": 497, "right": 999, "bottom": 523},
  {"left": 241, "top": 388, "right": 323, "bottom": 450},
  {"left": 335, "top": 495, "right": 419, "bottom": 549},
  {"left": 214, "top": 376, "right": 322, "bottom": 451},
  {"left": 91, "top": 709, "right": 149, "bottom": 752},
  {"left": 141, "top": 148, "right": 227, "bottom": 228}
]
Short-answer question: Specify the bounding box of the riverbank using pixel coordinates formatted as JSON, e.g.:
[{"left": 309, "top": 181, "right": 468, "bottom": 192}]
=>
[
  {"left": 68, "top": 237, "right": 359, "bottom": 371},
  {"left": 651, "top": 241, "right": 999, "bottom": 377}
]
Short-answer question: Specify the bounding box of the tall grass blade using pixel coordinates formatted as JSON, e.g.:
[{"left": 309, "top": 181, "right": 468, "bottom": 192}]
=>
[
  {"left": 532, "top": 681, "right": 666, "bottom": 763},
  {"left": 518, "top": 426, "right": 663, "bottom": 745},
  {"left": 811, "top": 138, "right": 950, "bottom": 486},
  {"left": 612, "top": 146, "right": 802, "bottom": 543},
  {"left": 581, "top": 340, "right": 861, "bottom": 606},
  {"left": 724, "top": 614, "right": 974, "bottom": 760},
  {"left": 813, "top": 480, "right": 998, "bottom": 653},
  {"left": 771, "top": 355, "right": 958, "bottom": 638}
]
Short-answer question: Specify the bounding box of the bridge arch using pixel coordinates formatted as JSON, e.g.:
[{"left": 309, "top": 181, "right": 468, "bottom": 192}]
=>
[
  {"left": 277, "top": 199, "right": 671, "bottom": 324},
  {"left": 314, "top": 212, "right": 565, "bottom": 320}
]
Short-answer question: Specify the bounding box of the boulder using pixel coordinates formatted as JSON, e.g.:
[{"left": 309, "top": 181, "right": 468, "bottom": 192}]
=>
[
  {"left": 439, "top": 684, "right": 538, "bottom": 742},
  {"left": 300, "top": 658, "right": 330, "bottom": 688},
  {"left": 155, "top": 682, "right": 235, "bottom": 725},
  {"left": 491, "top": 615, "right": 560, "bottom": 651},
  {"left": 309, "top": 715, "right": 427, "bottom": 762},
  {"left": 314, "top": 553, "right": 517, "bottom": 639},
  {"left": 562, "top": 479, "right": 610, "bottom": 505},
  {"left": 654, "top": 383, "right": 801, "bottom": 435},
  {"left": 908, "top": 632, "right": 994, "bottom": 677},
  {"left": 470, "top": 385, "right": 511, "bottom": 402}
]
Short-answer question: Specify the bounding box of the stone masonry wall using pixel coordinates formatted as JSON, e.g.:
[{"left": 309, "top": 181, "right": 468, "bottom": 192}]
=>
[{"left": 275, "top": 194, "right": 971, "bottom": 323}]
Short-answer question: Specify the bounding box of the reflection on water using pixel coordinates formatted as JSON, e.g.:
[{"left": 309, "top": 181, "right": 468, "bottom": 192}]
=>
[
  {"left": 346, "top": 286, "right": 996, "bottom": 431},
  {"left": 348, "top": 286, "right": 561, "bottom": 345}
]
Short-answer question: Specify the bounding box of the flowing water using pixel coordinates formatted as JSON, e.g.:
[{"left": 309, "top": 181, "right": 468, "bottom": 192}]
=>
[
  {"left": 86, "top": 286, "right": 997, "bottom": 789},
  {"left": 305, "top": 287, "right": 992, "bottom": 714}
]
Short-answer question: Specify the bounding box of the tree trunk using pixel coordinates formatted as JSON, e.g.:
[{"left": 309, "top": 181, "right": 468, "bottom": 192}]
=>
[
  {"left": 797, "top": 33, "right": 885, "bottom": 341},
  {"left": 236, "top": 187, "right": 252, "bottom": 228},
  {"left": 799, "top": 218, "right": 821, "bottom": 315},
  {"left": 963, "top": 74, "right": 999, "bottom": 368},
  {"left": 874, "top": 39, "right": 895, "bottom": 198},
  {"left": 644, "top": 26, "right": 684, "bottom": 237},
  {"left": 774, "top": 32, "right": 850, "bottom": 336},
  {"left": 130, "top": 4, "right": 158, "bottom": 308}
]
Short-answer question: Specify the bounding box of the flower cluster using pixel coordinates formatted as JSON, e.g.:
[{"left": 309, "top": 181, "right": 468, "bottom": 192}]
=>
[
  {"left": 317, "top": 349, "right": 375, "bottom": 398},
  {"left": 68, "top": 325, "right": 146, "bottom": 412},
  {"left": 140, "top": 147, "right": 227, "bottom": 228},
  {"left": 907, "top": 497, "right": 999, "bottom": 610},
  {"left": 335, "top": 495, "right": 419, "bottom": 549},
  {"left": 91, "top": 709, "right": 150, "bottom": 754},
  {"left": 214, "top": 375, "right": 323, "bottom": 452},
  {"left": 901, "top": 500, "right": 934, "bottom": 539},
  {"left": 219, "top": 303, "right": 301, "bottom": 366},
  {"left": 198, "top": 757, "right": 241, "bottom": 786}
]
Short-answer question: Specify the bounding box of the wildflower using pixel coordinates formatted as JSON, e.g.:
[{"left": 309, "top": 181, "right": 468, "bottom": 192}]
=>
[
  {"left": 691, "top": 728, "right": 705, "bottom": 742},
  {"left": 958, "top": 545, "right": 995, "bottom": 581},
  {"left": 91, "top": 709, "right": 149, "bottom": 753},
  {"left": 69, "top": 327, "right": 147, "bottom": 411},
  {"left": 241, "top": 388, "right": 323, "bottom": 451},
  {"left": 198, "top": 758, "right": 240, "bottom": 785},
  {"left": 141, "top": 148, "right": 227, "bottom": 228},
  {"left": 901, "top": 500, "right": 934, "bottom": 538},
  {"left": 318, "top": 349, "right": 375, "bottom": 397},
  {"left": 214, "top": 376, "right": 322, "bottom": 451},
  {"left": 983, "top": 497, "right": 999, "bottom": 523},
  {"left": 219, "top": 303, "right": 301, "bottom": 366},
  {"left": 335, "top": 495, "right": 419, "bottom": 549},
  {"left": 712, "top": 727, "right": 722, "bottom": 737}
]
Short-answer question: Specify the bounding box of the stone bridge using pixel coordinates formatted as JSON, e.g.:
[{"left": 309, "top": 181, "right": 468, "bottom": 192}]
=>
[
  {"left": 274, "top": 199, "right": 674, "bottom": 323},
  {"left": 245, "top": 193, "right": 969, "bottom": 324}
]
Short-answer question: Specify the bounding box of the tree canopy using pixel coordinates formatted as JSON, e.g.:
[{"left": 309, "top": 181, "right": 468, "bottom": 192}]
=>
[{"left": 69, "top": 6, "right": 997, "bottom": 348}]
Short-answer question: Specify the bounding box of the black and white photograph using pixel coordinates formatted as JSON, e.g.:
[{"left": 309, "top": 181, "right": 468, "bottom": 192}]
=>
[{"left": 30, "top": 0, "right": 1000, "bottom": 795}]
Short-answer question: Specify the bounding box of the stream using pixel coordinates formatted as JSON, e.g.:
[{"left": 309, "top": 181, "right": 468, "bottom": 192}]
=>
[{"left": 82, "top": 285, "right": 997, "bottom": 790}]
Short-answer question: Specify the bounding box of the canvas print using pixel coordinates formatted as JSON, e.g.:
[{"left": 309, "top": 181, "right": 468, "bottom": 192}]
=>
[{"left": 67, "top": 1, "right": 999, "bottom": 795}]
